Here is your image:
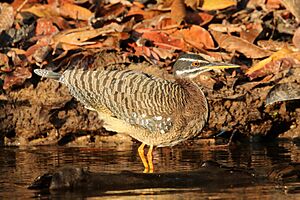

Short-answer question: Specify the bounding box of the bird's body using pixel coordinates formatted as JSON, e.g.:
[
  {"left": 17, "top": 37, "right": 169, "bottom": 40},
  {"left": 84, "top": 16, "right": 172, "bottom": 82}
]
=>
[
  {"left": 38, "top": 68, "right": 208, "bottom": 147},
  {"left": 34, "top": 53, "right": 238, "bottom": 172}
]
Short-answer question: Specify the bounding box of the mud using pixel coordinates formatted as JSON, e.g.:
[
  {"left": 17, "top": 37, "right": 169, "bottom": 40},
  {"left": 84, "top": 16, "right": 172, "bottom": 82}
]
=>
[
  {"left": 0, "top": 80, "right": 104, "bottom": 145},
  {"left": 204, "top": 67, "right": 300, "bottom": 139},
  {"left": 0, "top": 55, "right": 299, "bottom": 146}
]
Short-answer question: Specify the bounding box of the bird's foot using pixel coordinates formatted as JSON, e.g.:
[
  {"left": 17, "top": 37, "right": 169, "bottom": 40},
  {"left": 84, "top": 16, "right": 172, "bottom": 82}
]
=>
[
  {"left": 138, "top": 143, "right": 154, "bottom": 173},
  {"left": 147, "top": 145, "right": 154, "bottom": 173}
]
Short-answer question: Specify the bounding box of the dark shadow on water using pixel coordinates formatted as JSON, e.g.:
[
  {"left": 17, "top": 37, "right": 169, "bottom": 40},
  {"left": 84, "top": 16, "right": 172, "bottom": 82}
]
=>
[{"left": 0, "top": 139, "right": 300, "bottom": 199}]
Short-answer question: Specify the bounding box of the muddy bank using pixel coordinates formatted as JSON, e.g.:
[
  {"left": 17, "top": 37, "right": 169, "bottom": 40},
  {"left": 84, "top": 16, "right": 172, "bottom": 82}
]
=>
[
  {"left": 1, "top": 60, "right": 299, "bottom": 146},
  {"left": 204, "top": 67, "right": 300, "bottom": 139}
]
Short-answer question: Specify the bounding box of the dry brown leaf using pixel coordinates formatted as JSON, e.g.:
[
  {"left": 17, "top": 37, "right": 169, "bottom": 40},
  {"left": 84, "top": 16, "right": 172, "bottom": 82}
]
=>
[
  {"left": 240, "top": 24, "right": 262, "bottom": 43},
  {"left": 293, "top": 27, "right": 300, "bottom": 49},
  {"left": 21, "top": 4, "right": 58, "bottom": 18},
  {"left": 127, "top": 4, "right": 161, "bottom": 20},
  {"left": 133, "top": 13, "right": 180, "bottom": 30},
  {"left": 132, "top": 1, "right": 144, "bottom": 8},
  {"left": 153, "top": 42, "right": 184, "bottom": 51},
  {"left": 184, "top": 0, "right": 201, "bottom": 10},
  {"left": 257, "top": 40, "right": 288, "bottom": 51},
  {"left": 108, "top": 0, "right": 132, "bottom": 6},
  {"left": 59, "top": 2, "right": 93, "bottom": 21},
  {"left": 246, "top": 48, "right": 300, "bottom": 79},
  {"left": 186, "top": 11, "right": 214, "bottom": 26},
  {"left": 11, "top": 0, "right": 39, "bottom": 10},
  {"left": 82, "top": 42, "right": 105, "bottom": 49},
  {"left": 201, "top": 0, "right": 237, "bottom": 10},
  {"left": 7, "top": 48, "right": 26, "bottom": 55},
  {"left": 281, "top": 0, "right": 300, "bottom": 22},
  {"left": 21, "top": 2, "right": 92, "bottom": 21},
  {"left": 171, "top": 0, "right": 187, "bottom": 24},
  {"left": 205, "top": 51, "right": 233, "bottom": 61},
  {"left": 138, "top": 29, "right": 186, "bottom": 50},
  {"left": 0, "top": 53, "right": 10, "bottom": 72},
  {"left": 247, "top": 0, "right": 267, "bottom": 7},
  {"left": 51, "top": 23, "right": 125, "bottom": 50},
  {"left": 0, "top": 3, "right": 14, "bottom": 32},
  {"left": 130, "top": 44, "right": 157, "bottom": 59},
  {"left": 129, "top": 41, "right": 175, "bottom": 61},
  {"left": 154, "top": 17, "right": 179, "bottom": 30},
  {"left": 209, "top": 24, "right": 246, "bottom": 33},
  {"left": 246, "top": 48, "right": 293, "bottom": 75},
  {"left": 99, "top": 2, "right": 126, "bottom": 19},
  {"left": 178, "top": 25, "right": 214, "bottom": 49},
  {"left": 35, "top": 18, "right": 59, "bottom": 36},
  {"left": 247, "top": 57, "right": 297, "bottom": 79},
  {"left": 52, "top": 27, "right": 100, "bottom": 46},
  {"left": 266, "top": 0, "right": 282, "bottom": 9},
  {"left": 135, "top": 45, "right": 151, "bottom": 57},
  {"left": 6, "top": 49, "right": 27, "bottom": 67},
  {"left": 211, "top": 31, "right": 272, "bottom": 58},
  {"left": 156, "top": 0, "right": 175, "bottom": 10},
  {"left": 140, "top": 25, "right": 214, "bottom": 50},
  {"left": 3, "top": 67, "right": 32, "bottom": 90},
  {"left": 25, "top": 39, "right": 51, "bottom": 63},
  {"left": 151, "top": 47, "right": 174, "bottom": 59}
]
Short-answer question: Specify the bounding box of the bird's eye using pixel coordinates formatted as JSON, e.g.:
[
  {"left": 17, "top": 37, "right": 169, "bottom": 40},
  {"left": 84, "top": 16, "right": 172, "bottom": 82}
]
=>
[{"left": 191, "top": 62, "right": 200, "bottom": 66}]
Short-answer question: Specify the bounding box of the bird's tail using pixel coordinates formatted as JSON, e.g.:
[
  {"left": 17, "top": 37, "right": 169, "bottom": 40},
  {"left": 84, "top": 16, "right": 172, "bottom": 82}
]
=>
[{"left": 34, "top": 69, "right": 62, "bottom": 80}]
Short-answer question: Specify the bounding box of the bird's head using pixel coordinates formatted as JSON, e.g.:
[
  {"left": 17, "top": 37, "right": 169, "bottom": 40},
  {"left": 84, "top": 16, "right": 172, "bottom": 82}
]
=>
[{"left": 173, "top": 53, "right": 239, "bottom": 79}]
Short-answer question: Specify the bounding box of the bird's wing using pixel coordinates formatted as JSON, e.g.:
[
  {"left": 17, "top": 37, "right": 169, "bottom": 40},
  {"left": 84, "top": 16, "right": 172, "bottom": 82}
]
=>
[{"left": 62, "top": 69, "right": 186, "bottom": 133}]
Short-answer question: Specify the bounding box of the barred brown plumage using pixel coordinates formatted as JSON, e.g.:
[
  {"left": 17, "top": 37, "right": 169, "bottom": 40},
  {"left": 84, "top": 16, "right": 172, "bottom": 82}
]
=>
[{"left": 34, "top": 53, "right": 239, "bottom": 172}]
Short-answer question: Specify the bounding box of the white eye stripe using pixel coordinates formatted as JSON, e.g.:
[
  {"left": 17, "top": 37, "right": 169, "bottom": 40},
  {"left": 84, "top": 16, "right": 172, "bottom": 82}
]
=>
[
  {"left": 178, "top": 57, "right": 209, "bottom": 63},
  {"left": 175, "top": 67, "right": 203, "bottom": 75}
]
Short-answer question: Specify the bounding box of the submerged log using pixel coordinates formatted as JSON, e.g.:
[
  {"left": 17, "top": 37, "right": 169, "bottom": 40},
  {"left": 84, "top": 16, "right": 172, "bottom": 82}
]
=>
[
  {"left": 28, "top": 161, "right": 256, "bottom": 191},
  {"left": 28, "top": 161, "right": 300, "bottom": 191},
  {"left": 0, "top": 52, "right": 299, "bottom": 146}
]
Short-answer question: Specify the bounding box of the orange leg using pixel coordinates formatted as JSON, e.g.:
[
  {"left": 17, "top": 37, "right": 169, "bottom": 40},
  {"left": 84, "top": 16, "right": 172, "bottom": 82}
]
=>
[
  {"left": 147, "top": 145, "right": 154, "bottom": 173},
  {"left": 138, "top": 143, "right": 149, "bottom": 173}
]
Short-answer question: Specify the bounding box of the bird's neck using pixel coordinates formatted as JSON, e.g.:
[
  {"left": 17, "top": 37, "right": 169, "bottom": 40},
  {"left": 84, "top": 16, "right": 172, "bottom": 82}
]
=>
[
  {"left": 175, "top": 78, "right": 205, "bottom": 98},
  {"left": 175, "top": 77, "right": 209, "bottom": 134}
]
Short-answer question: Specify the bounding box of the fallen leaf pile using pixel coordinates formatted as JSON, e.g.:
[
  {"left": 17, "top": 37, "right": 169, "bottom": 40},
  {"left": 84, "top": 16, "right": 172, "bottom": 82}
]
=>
[{"left": 0, "top": 0, "right": 299, "bottom": 90}]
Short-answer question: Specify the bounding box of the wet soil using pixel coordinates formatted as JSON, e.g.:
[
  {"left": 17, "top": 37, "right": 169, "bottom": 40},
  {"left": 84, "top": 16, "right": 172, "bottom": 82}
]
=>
[{"left": 0, "top": 54, "right": 299, "bottom": 146}]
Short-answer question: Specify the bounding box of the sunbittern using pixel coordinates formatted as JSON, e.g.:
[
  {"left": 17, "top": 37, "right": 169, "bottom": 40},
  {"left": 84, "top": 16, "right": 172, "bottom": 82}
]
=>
[{"left": 34, "top": 54, "right": 239, "bottom": 172}]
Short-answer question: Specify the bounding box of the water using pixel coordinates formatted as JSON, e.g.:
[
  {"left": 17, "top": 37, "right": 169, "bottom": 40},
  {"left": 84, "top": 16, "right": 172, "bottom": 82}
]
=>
[{"left": 0, "top": 139, "right": 300, "bottom": 199}]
